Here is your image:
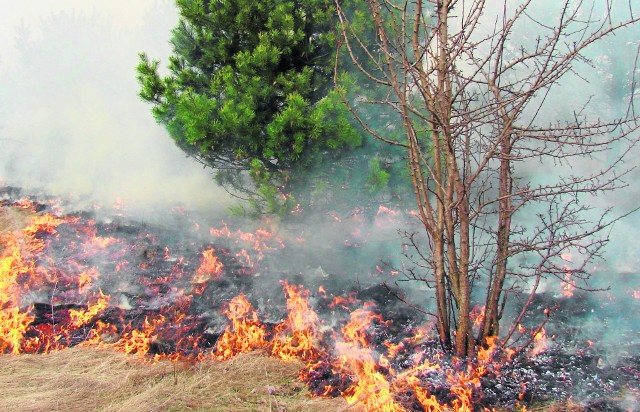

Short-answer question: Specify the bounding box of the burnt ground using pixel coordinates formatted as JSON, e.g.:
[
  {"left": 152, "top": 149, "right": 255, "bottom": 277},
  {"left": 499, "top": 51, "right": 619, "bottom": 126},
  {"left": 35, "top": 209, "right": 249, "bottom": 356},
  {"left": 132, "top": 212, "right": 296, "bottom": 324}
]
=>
[{"left": 2, "top": 192, "right": 639, "bottom": 411}]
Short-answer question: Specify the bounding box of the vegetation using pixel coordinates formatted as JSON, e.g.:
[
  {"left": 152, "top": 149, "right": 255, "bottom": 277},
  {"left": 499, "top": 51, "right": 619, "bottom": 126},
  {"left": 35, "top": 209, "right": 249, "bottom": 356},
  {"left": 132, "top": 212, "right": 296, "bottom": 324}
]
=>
[
  {"left": 136, "top": 0, "right": 640, "bottom": 361},
  {"left": 334, "top": 0, "right": 640, "bottom": 356},
  {"left": 136, "top": 0, "right": 362, "bottom": 212},
  {"left": 0, "top": 347, "right": 344, "bottom": 411}
]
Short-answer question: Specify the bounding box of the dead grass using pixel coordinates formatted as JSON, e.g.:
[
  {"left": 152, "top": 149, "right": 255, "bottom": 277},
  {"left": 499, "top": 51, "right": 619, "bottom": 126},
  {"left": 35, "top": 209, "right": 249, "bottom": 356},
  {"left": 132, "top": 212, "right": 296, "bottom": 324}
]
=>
[
  {"left": 0, "top": 206, "right": 31, "bottom": 253},
  {"left": 0, "top": 348, "right": 347, "bottom": 412},
  {"left": 527, "top": 402, "right": 587, "bottom": 412}
]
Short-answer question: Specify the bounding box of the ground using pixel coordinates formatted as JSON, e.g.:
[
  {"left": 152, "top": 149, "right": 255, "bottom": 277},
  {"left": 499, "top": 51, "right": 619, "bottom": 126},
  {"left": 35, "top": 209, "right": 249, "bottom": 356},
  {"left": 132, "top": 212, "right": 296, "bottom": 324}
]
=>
[
  {"left": 0, "top": 206, "right": 346, "bottom": 412},
  {"left": 0, "top": 347, "right": 346, "bottom": 412}
]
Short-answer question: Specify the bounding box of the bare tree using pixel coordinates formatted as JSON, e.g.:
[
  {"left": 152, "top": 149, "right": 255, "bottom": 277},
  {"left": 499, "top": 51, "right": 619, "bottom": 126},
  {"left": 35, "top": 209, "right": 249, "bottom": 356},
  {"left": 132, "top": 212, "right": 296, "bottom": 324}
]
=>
[{"left": 334, "top": 0, "right": 640, "bottom": 356}]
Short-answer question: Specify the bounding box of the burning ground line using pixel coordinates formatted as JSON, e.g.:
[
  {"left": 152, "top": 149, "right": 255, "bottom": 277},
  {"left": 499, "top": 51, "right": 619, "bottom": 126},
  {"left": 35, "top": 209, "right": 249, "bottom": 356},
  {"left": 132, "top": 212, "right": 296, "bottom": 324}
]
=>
[
  {"left": 212, "top": 286, "right": 519, "bottom": 411},
  {"left": 0, "top": 200, "right": 562, "bottom": 410}
]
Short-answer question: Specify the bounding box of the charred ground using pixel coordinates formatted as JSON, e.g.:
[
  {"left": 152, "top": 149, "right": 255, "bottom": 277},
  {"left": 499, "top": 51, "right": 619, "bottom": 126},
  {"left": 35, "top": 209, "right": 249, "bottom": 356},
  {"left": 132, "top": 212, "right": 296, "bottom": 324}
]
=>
[{"left": 0, "top": 192, "right": 639, "bottom": 411}]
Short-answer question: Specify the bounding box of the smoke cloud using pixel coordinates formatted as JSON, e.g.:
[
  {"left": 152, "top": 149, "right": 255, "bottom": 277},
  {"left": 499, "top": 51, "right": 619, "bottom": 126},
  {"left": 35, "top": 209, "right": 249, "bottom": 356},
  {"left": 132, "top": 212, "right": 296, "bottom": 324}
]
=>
[{"left": 0, "top": 0, "right": 232, "bottom": 215}]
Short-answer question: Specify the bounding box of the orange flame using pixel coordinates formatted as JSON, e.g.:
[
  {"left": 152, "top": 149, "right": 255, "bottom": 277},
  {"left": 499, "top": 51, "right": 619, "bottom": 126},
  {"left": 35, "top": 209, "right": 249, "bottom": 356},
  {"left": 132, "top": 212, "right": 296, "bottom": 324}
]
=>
[
  {"left": 334, "top": 307, "right": 405, "bottom": 411},
  {"left": 209, "top": 225, "right": 285, "bottom": 260},
  {"left": 113, "top": 316, "right": 164, "bottom": 357},
  {"left": 0, "top": 203, "right": 542, "bottom": 410},
  {"left": 561, "top": 266, "right": 574, "bottom": 297},
  {"left": 68, "top": 290, "right": 110, "bottom": 328},
  {"left": 530, "top": 328, "right": 548, "bottom": 357},
  {"left": 0, "top": 235, "right": 36, "bottom": 353},
  {"left": 470, "top": 305, "right": 486, "bottom": 328},
  {"left": 272, "top": 281, "right": 320, "bottom": 362},
  {"left": 193, "top": 247, "right": 224, "bottom": 285},
  {"left": 215, "top": 294, "right": 268, "bottom": 360}
]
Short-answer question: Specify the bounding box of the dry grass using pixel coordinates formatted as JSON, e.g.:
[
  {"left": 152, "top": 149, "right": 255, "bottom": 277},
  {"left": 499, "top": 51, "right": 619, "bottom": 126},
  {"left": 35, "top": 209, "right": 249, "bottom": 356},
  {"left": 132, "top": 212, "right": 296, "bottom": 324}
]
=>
[
  {"left": 0, "top": 206, "right": 31, "bottom": 253},
  {"left": 0, "top": 348, "right": 346, "bottom": 412},
  {"left": 525, "top": 404, "right": 583, "bottom": 412}
]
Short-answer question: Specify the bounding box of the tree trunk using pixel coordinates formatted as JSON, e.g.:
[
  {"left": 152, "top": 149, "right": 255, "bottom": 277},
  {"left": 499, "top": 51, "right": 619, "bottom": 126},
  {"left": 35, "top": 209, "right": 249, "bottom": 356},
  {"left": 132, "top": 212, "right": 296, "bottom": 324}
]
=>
[{"left": 481, "top": 129, "right": 513, "bottom": 341}]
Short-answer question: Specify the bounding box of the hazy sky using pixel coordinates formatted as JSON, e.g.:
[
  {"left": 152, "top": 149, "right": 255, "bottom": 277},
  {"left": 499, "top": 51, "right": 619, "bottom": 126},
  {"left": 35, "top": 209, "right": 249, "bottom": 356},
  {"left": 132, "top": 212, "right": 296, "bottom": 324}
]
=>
[
  {"left": 0, "top": 1, "right": 161, "bottom": 63},
  {"left": 0, "top": 0, "right": 232, "bottom": 215}
]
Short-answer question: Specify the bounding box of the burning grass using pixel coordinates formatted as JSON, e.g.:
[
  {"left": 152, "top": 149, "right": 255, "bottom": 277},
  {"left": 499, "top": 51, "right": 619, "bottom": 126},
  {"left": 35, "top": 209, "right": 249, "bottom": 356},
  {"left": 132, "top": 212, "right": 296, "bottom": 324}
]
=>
[
  {"left": 0, "top": 204, "right": 344, "bottom": 411},
  {"left": 0, "top": 347, "right": 345, "bottom": 411},
  {"left": 0, "top": 197, "right": 639, "bottom": 411}
]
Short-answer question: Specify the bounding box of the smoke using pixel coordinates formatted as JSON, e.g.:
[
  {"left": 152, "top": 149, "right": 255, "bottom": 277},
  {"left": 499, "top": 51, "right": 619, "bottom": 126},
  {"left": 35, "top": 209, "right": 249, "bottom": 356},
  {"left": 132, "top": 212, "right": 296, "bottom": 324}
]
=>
[
  {"left": 0, "top": 4, "right": 639, "bottom": 407},
  {"left": 0, "top": 0, "right": 232, "bottom": 216},
  {"left": 1, "top": 0, "right": 639, "bottom": 331}
]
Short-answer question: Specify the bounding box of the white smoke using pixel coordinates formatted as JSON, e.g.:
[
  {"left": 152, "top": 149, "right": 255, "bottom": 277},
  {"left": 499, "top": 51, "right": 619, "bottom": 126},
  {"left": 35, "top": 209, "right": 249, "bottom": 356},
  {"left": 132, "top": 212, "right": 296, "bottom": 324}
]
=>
[{"left": 0, "top": 0, "right": 232, "bottom": 215}]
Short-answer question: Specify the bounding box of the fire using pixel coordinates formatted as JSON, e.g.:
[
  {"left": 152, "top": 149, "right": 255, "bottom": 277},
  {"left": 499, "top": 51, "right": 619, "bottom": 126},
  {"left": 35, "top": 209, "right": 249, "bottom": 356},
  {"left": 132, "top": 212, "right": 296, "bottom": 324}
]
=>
[
  {"left": 114, "top": 316, "right": 164, "bottom": 357},
  {"left": 81, "top": 235, "right": 120, "bottom": 254},
  {"left": 193, "top": 247, "right": 224, "bottom": 284},
  {"left": 209, "top": 224, "right": 285, "bottom": 261},
  {"left": 336, "top": 307, "right": 404, "bottom": 411},
  {"left": 328, "top": 291, "right": 360, "bottom": 309},
  {"left": 384, "top": 324, "right": 432, "bottom": 359},
  {"left": 236, "top": 248, "right": 253, "bottom": 269},
  {"left": 561, "top": 266, "right": 574, "bottom": 297},
  {"left": 0, "top": 213, "right": 58, "bottom": 353},
  {"left": 68, "top": 290, "right": 110, "bottom": 328},
  {"left": 272, "top": 281, "right": 320, "bottom": 362},
  {"left": 81, "top": 320, "right": 118, "bottom": 346},
  {"left": 23, "top": 213, "right": 72, "bottom": 253},
  {"left": 215, "top": 294, "right": 268, "bottom": 360},
  {"left": 477, "top": 336, "right": 498, "bottom": 365},
  {"left": 0, "top": 199, "right": 571, "bottom": 410},
  {"left": 470, "top": 304, "right": 486, "bottom": 328},
  {"left": 0, "top": 307, "right": 34, "bottom": 355},
  {"left": 530, "top": 328, "right": 548, "bottom": 357}
]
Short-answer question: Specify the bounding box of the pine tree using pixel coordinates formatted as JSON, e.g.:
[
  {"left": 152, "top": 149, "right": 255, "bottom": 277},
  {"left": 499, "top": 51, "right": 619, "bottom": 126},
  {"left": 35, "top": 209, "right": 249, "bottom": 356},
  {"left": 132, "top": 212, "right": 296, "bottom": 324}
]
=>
[{"left": 137, "top": 0, "right": 361, "bottom": 212}]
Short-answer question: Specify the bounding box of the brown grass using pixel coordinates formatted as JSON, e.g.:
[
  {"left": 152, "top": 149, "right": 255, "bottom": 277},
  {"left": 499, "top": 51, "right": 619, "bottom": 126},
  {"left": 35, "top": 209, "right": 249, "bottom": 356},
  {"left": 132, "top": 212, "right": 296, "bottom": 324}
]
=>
[
  {"left": 0, "top": 348, "right": 347, "bottom": 412},
  {"left": 0, "top": 206, "right": 31, "bottom": 253}
]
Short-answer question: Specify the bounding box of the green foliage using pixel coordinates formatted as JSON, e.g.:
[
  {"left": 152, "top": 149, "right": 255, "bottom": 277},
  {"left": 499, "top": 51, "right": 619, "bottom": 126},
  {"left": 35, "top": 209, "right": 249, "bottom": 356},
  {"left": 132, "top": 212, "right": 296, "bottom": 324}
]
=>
[
  {"left": 368, "top": 157, "right": 390, "bottom": 193},
  {"left": 136, "top": 0, "right": 363, "bottom": 212}
]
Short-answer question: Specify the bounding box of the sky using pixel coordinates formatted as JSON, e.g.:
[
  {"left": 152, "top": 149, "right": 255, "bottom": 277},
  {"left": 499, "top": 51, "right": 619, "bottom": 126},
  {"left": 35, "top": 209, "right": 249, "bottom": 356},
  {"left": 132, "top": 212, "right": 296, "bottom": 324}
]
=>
[{"left": 0, "top": 0, "right": 232, "bottom": 215}]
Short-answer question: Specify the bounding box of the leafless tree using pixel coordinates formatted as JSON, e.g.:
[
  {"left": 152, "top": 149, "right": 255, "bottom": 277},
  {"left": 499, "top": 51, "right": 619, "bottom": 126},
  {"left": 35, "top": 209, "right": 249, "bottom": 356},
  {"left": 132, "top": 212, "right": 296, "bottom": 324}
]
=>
[{"left": 334, "top": 0, "right": 640, "bottom": 356}]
